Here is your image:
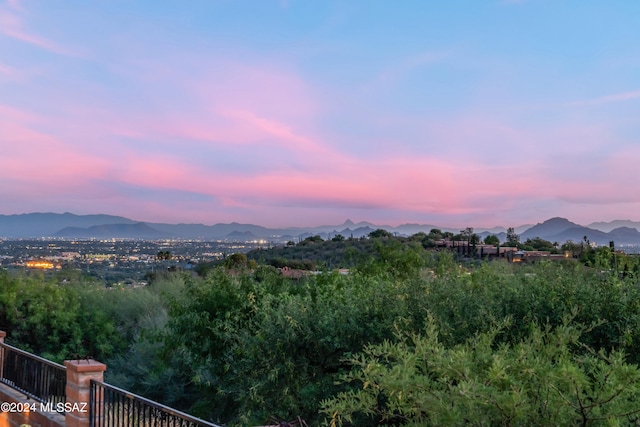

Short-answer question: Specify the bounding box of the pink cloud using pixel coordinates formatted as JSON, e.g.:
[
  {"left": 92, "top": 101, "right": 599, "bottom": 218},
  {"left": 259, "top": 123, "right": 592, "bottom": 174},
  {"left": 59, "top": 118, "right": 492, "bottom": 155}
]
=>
[
  {"left": 70, "top": 57, "right": 344, "bottom": 186},
  {"left": 216, "top": 108, "right": 330, "bottom": 154},
  {"left": 103, "top": 148, "right": 535, "bottom": 219},
  {"left": 0, "top": 5, "right": 78, "bottom": 56},
  {"left": 124, "top": 111, "right": 312, "bottom": 151},
  {"left": 0, "top": 103, "right": 37, "bottom": 121},
  {"left": 110, "top": 155, "right": 197, "bottom": 189},
  {"left": 104, "top": 135, "right": 626, "bottom": 227},
  {"left": 0, "top": 109, "right": 111, "bottom": 194},
  {"left": 189, "top": 60, "right": 319, "bottom": 124},
  {"left": 0, "top": 104, "right": 625, "bottom": 226},
  {"left": 91, "top": 56, "right": 324, "bottom": 155},
  {"left": 0, "top": 136, "right": 107, "bottom": 183}
]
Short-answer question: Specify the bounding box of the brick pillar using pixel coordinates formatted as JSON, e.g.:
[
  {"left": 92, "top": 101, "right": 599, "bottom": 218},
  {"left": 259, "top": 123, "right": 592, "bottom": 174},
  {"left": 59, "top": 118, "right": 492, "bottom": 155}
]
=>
[
  {"left": 64, "top": 360, "right": 106, "bottom": 427},
  {"left": 0, "top": 330, "right": 6, "bottom": 380}
]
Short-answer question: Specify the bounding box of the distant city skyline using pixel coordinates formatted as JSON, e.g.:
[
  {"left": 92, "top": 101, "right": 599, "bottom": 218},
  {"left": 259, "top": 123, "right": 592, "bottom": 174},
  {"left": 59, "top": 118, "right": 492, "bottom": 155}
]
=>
[{"left": 1, "top": 1, "right": 639, "bottom": 228}]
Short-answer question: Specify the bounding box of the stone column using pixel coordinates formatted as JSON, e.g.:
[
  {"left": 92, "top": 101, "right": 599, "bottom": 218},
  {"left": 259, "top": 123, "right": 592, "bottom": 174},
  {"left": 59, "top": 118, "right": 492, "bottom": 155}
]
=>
[{"left": 64, "top": 360, "right": 106, "bottom": 427}]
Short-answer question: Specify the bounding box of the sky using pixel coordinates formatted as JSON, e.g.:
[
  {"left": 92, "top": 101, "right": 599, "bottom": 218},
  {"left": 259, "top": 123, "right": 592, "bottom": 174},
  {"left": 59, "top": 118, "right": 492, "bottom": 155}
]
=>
[{"left": 1, "top": 0, "right": 640, "bottom": 228}]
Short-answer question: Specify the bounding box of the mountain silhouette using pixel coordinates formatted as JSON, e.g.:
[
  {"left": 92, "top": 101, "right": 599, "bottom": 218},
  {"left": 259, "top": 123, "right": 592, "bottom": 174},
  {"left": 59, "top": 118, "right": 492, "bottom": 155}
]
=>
[
  {"left": 54, "top": 223, "right": 171, "bottom": 239},
  {"left": 1, "top": 212, "right": 640, "bottom": 244}
]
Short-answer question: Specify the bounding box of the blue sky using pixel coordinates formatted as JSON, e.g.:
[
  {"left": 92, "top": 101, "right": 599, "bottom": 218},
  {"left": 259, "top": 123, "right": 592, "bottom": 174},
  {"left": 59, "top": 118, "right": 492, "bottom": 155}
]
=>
[{"left": 1, "top": 0, "right": 640, "bottom": 227}]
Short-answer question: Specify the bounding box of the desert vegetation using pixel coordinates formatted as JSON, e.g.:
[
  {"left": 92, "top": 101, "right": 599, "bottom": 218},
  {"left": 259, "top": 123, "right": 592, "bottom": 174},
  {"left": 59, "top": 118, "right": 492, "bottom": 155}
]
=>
[{"left": 2, "top": 234, "right": 640, "bottom": 425}]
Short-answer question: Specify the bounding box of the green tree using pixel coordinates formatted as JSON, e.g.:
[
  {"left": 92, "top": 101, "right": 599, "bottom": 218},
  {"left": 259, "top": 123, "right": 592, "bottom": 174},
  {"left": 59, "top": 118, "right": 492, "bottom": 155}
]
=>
[
  {"left": 428, "top": 229, "right": 443, "bottom": 239},
  {"left": 521, "top": 237, "right": 555, "bottom": 252},
  {"left": 460, "top": 227, "right": 474, "bottom": 243},
  {"left": 484, "top": 234, "right": 500, "bottom": 245},
  {"left": 506, "top": 227, "right": 519, "bottom": 247},
  {"left": 224, "top": 253, "right": 250, "bottom": 270},
  {"left": 368, "top": 229, "right": 393, "bottom": 239},
  {"left": 299, "top": 235, "right": 324, "bottom": 245}
]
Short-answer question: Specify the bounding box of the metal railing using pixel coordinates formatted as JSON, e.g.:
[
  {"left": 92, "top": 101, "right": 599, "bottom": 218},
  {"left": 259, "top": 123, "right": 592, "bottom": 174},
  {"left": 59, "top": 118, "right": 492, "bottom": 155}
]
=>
[
  {"left": 90, "top": 380, "right": 221, "bottom": 427},
  {"left": 0, "top": 342, "right": 66, "bottom": 405}
]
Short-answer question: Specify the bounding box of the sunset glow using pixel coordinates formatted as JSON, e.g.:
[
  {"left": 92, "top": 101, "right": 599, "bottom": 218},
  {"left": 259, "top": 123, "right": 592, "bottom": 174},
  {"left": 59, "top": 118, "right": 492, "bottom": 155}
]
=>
[{"left": 1, "top": 1, "right": 639, "bottom": 228}]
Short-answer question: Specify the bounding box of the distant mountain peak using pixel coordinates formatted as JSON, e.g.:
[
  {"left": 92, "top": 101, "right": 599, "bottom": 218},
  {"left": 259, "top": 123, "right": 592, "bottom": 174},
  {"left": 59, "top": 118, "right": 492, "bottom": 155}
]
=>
[
  {"left": 588, "top": 219, "right": 640, "bottom": 233},
  {"left": 611, "top": 226, "right": 637, "bottom": 232},
  {"left": 343, "top": 219, "right": 355, "bottom": 226},
  {"left": 521, "top": 217, "right": 583, "bottom": 241},
  {"left": 543, "top": 217, "right": 576, "bottom": 224}
]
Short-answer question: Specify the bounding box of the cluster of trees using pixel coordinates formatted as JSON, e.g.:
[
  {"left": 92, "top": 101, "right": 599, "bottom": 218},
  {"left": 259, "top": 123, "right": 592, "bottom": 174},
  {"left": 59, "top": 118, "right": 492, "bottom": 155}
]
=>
[
  {"left": 559, "top": 238, "right": 640, "bottom": 274},
  {"left": 323, "top": 317, "right": 640, "bottom": 426},
  {"left": 249, "top": 227, "right": 579, "bottom": 268},
  {"left": 4, "top": 239, "right": 640, "bottom": 425},
  {"left": 0, "top": 269, "right": 174, "bottom": 363},
  {"left": 245, "top": 227, "right": 513, "bottom": 270},
  {"left": 243, "top": 230, "right": 429, "bottom": 271}
]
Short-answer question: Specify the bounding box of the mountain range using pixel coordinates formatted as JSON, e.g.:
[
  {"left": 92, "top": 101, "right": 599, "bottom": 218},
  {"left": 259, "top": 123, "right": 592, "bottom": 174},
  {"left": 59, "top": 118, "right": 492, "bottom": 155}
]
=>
[
  {"left": 520, "top": 217, "right": 640, "bottom": 246},
  {"left": 1, "top": 213, "right": 639, "bottom": 246}
]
